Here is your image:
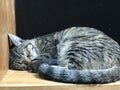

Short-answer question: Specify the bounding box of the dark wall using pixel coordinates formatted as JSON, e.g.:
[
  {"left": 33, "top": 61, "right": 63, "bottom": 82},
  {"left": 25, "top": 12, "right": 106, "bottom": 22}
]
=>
[{"left": 15, "top": 0, "right": 120, "bottom": 43}]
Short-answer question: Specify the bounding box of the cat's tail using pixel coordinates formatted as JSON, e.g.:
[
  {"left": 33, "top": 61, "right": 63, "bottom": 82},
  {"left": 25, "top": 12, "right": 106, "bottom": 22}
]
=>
[{"left": 38, "top": 63, "right": 120, "bottom": 84}]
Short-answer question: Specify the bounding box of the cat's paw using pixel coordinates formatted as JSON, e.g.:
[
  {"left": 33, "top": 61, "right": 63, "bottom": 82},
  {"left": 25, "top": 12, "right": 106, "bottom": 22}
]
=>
[
  {"left": 39, "top": 63, "right": 49, "bottom": 71},
  {"left": 29, "top": 59, "right": 42, "bottom": 73},
  {"left": 38, "top": 63, "right": 50, "bottom": 76}
]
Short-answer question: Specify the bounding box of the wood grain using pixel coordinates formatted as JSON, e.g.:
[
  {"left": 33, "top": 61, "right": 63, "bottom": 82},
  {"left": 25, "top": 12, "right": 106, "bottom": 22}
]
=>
[
  {"left": 0, "top": 70, "right": 120, "bottom": 90},
  {"left": 0, "top": 0, "right": 15, "bottom": 80}
]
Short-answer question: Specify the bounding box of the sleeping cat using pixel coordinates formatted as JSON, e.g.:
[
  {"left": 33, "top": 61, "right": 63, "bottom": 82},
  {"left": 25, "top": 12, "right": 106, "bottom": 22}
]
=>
[{"left": 9, "top": 27, "right": 120, "bottom": 84}]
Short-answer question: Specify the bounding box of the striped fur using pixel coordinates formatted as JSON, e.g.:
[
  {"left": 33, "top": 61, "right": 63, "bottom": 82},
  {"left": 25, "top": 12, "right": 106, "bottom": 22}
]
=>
[{"left": 9, "top": 27, "right": 120, "bottom": 83}]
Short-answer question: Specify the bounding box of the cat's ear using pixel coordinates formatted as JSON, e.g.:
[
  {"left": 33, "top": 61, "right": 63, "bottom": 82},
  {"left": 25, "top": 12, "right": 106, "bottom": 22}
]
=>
[{"left": 8, "top": 33, "right": 24, "bottom": 46}]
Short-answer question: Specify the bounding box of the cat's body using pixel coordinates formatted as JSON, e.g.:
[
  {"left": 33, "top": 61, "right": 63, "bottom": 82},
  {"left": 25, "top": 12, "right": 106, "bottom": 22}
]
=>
[{"left": 9, "top": 27, "right": 120, "bottom": 84}]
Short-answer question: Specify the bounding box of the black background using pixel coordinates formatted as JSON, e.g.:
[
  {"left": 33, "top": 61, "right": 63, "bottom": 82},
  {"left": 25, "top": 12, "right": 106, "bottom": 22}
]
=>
[{"left": 15, "top": 0, "right": 120, "bottom": 44}]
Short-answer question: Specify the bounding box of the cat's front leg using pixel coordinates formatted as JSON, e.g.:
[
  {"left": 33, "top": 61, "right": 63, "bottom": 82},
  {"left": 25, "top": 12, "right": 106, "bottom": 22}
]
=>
[{"left": 29, "top": 54, "right": 58, "bottom": 73}]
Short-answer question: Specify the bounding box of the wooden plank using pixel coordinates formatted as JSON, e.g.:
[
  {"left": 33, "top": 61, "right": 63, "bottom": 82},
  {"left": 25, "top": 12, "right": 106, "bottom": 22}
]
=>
[
  {"left": 0, "top": 0, "right": 15, "bottom": 80},
  {"left": 0, "top": 70, "right": 120, "bottom": 90}
]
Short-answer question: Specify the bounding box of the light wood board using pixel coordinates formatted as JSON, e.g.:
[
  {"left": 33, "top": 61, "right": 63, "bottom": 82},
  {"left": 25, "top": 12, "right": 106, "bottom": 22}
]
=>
[
  {"left": 0, "top": 0, "right": 15, "bottom": 80},
  {"left": 0, "top": 70, "right": 120, "bottom": 90}
]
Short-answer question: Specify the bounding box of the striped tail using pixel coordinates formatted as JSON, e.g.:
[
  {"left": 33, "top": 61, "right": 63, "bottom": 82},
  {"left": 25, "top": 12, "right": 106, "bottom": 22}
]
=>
[{"left": 38, "top": 64, "right": 120, "bottom": 84}]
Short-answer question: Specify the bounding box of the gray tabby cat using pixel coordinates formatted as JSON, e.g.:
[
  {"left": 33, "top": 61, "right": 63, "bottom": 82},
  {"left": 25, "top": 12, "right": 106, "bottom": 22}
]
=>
[{"left": 9, "top": 27, "right": 120, "bottom": 84}]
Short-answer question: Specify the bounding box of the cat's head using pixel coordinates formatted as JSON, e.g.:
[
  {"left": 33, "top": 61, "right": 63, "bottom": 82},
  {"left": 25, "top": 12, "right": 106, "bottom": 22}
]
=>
[{"left": 8, "top": 33, "right": 39, "bottom": 70}]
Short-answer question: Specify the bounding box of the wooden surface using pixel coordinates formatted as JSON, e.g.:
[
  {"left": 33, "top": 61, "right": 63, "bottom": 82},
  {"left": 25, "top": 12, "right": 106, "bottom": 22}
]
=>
[
  {"left": 0, "top": 0, "right": 16, "bottom": 80},
  {"left": 0, "top": 70, "right": 120, "bottom": 90}
]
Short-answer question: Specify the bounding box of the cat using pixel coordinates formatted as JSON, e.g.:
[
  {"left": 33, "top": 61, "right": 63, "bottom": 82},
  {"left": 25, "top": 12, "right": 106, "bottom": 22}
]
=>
[{"left": 9, "top": 27, "right": 120, "bottom": 84}]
